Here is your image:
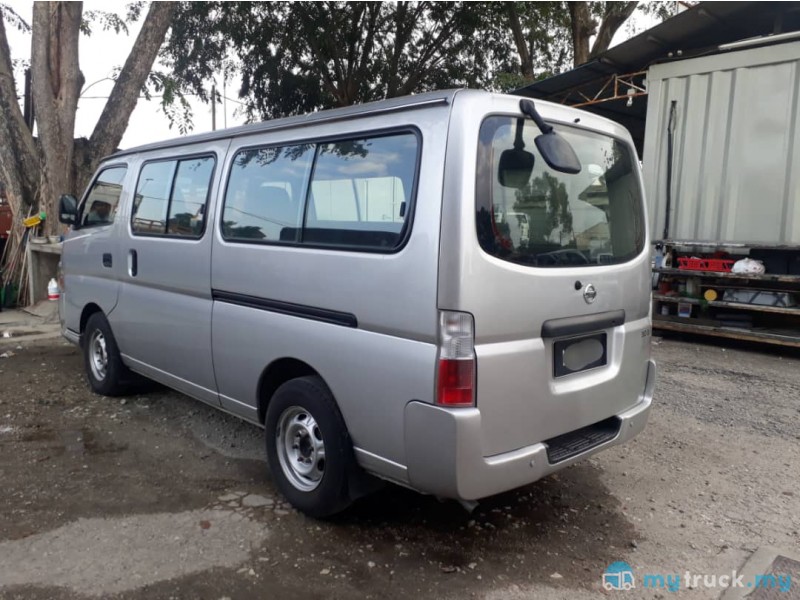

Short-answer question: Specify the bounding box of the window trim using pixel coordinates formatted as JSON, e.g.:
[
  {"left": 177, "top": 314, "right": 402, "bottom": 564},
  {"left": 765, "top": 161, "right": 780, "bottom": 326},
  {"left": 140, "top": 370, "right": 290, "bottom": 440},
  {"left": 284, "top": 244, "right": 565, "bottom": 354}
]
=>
[
  {"left": 77, "top": 163, "right": 128, "bottom": 230},
  {"left": 475, "top": 113, "right": 646, "bottom": 269},
  {"left": 219, "top": 126, "right": 423, "bottom": 254},
  {"left": 130, "top": 152, "right": 217, "bottom": 240}
]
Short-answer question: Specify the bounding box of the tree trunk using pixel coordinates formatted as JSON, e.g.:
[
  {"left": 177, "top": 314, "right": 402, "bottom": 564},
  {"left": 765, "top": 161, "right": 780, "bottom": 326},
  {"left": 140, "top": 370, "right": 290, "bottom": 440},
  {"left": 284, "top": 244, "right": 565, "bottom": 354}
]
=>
[
  {"left": 567, "top": 2, "right": 596, "bottom": 68},
  {"left": 506, "top": 3, "right": 533, "bottom": 81},
  {"left": 85, "top": 1, "right": 177, "bottom": 186},
  {"left": 0, "top": 15, "right": 42, "bottom": 217},
  {"left": 591, "top": 2, "right": 638, "bottom": 59},
  {"left": 31, "top": 1, "right": 83, "bottom": 234},
  {"left": 1, "top": 1, "right": 177, "bottom": 300}
]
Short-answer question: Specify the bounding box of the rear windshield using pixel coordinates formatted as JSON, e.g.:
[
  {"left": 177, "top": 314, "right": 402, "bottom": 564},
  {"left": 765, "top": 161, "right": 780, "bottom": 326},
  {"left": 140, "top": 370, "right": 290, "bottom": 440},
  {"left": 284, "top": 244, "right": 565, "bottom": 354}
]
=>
[{"left": 476, "top": 116, "right": 644, "bottom": 268}]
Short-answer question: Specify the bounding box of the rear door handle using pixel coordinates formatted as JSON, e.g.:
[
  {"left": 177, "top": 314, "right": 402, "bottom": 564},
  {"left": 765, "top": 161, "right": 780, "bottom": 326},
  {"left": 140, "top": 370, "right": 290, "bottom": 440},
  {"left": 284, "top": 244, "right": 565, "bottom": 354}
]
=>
[
  {"left": 102, "top": 253, "right": 112, "bottom": 268},
  {"left": 128, "top": 249, "right": 138, "bottom": 277}
]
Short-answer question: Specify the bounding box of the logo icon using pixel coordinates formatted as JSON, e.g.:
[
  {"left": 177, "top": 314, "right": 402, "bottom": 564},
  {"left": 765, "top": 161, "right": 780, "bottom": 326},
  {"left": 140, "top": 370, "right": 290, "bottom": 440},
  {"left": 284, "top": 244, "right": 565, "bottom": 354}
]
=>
[
  {"left": 583, "top": 283, "right": 597, "bottom": 304},
  {"left": 603, "top": 561, "right": 636, "bottom": 591}
]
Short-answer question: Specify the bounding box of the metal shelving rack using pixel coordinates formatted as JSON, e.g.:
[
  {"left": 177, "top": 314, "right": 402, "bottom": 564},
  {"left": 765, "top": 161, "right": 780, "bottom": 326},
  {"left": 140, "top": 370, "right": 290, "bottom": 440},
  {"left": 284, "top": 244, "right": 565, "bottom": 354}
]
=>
[{"left": 651, "top": 242, "right": 800, "bottom": 348}]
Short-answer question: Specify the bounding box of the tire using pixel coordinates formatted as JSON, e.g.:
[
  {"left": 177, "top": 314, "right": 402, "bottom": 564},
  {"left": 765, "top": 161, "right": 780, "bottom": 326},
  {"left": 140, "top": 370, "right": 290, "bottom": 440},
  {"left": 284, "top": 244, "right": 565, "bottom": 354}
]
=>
[
  {"left": 265, "top": 376, "right": 354, "bottom": 518},
  {"left": 82, "top": 312, "right": 132, "bottom": 397}
]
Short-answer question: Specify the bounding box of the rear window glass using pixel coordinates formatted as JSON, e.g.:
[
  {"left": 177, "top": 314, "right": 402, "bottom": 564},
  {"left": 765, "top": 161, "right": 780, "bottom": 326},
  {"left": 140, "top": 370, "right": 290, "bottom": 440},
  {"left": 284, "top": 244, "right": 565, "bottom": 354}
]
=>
[{"left": 477, "top": 116, "right": 645, "bottom": 267}]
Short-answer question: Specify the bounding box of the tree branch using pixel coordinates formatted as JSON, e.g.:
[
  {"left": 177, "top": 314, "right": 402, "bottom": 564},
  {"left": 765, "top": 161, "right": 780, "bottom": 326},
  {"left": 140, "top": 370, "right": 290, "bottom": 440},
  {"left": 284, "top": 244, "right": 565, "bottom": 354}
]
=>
[
  {"left": 88, "top": 1, "right": 177, "bottom": 165},
  {"left": 0, "top": 15, "right": 40, "bottom": 209},
  {"left": 348, "top": 3, "right": 381, "bottom": 102},
  {"left": 591, "top": 1, "right": 638, "bottom": 58},
  {"left": 356, "top": 4, "right": 381, "bottom": 78},
  {"left": 385, "top": 1, "right": 411, "bottom": 98},
  {"left": 397, "top": 7, "right": 459, "bottom": 95},
  {"left": 567, "top": 1, "right": 596, "bottom": 68},
  {"left": 506, "top": 3, "right": 533, "bottom": 81},
  {"left": 303, "top": 17, "right": 346, "bottom": 105}
]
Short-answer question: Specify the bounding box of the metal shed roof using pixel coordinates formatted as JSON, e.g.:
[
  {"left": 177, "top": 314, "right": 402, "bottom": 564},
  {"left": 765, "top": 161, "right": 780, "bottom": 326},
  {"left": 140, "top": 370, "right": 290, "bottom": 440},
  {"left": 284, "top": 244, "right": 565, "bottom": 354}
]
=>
[{"left": 515, "top": 1, "right": 800, "bottom": 153}]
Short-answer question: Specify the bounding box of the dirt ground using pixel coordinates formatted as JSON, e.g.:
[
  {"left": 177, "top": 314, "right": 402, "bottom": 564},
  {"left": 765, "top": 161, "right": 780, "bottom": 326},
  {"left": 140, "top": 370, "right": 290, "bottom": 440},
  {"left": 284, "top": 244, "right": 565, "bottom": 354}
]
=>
[{"left": 0, "top": 333, "right": 798, "bottom": 599}]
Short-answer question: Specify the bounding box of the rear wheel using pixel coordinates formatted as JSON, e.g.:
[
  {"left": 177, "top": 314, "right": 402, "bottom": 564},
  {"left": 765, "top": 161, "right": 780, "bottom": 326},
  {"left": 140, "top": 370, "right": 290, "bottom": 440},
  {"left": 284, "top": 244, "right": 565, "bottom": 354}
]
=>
[
  {"left": 265, "top": 376, "right": 354, "bottom": 518},
  {"left": 82, "top": 312, "right": 132, "bottom": 396}
]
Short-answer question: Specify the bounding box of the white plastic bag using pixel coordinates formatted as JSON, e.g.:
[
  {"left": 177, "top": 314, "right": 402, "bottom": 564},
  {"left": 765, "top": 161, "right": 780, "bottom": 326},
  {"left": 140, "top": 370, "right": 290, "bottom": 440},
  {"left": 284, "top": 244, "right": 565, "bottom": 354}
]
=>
[{"left": 731, "top": 258, "right": 766, "bottom": 275}]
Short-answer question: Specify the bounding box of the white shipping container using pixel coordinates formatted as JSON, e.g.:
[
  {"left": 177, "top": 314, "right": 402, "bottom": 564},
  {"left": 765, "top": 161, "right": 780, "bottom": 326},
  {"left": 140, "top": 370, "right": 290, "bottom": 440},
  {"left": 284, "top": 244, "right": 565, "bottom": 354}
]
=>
[{"left": 643, "top": 40, "right": 800, "bottom": 245}]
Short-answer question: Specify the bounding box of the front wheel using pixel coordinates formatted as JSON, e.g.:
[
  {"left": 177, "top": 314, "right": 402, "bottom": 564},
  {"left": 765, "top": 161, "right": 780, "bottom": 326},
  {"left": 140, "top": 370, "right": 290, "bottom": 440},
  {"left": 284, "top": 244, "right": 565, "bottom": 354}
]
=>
[
  {"left": 82, "top": 312, "right": 132, "bottom": 396},
  {"left": 265, "top": 376, "right": 354, "bottom": 518}
]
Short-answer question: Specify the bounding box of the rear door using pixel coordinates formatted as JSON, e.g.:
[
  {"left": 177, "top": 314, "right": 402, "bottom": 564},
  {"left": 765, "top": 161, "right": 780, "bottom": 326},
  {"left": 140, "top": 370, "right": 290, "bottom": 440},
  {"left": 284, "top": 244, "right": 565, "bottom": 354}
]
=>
[{"left": 440, "top": 93, "right": 652, "bottom": 457}]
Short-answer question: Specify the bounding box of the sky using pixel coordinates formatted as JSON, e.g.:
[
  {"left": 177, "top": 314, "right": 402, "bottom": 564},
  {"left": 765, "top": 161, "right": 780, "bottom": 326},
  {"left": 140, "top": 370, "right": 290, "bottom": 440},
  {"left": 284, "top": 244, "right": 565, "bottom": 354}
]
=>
[{"left": 4, "top": 1, "right": 662, "bottom": 151}]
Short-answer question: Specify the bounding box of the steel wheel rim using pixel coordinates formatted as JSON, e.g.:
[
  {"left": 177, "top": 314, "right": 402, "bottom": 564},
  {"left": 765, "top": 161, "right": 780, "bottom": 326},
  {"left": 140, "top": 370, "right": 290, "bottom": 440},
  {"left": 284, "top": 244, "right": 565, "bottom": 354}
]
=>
[
  {"left": 276, "top": 406, "right": 325, "bottom": 492},
  {"left": 89, "top": 330, "right": 108, "bottom": 381}
]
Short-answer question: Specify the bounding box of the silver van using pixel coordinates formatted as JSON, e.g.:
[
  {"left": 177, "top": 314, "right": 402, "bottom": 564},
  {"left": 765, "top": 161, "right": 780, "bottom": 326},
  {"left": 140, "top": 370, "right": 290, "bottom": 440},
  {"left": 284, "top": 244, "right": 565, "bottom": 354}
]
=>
[{"left": 58, "top": 90, "right": 656, "bottom": 517}]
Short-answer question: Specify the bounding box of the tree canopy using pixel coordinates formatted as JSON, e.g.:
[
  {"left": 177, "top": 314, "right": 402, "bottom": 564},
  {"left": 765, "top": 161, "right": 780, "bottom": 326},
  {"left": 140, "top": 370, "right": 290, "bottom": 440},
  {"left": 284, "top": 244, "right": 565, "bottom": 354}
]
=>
[
  {"left": 166, "top": 1, "right": 492, "bottom": 120},
  {"left": 164, "top": 1, "right": 679, "bottom": 121}
]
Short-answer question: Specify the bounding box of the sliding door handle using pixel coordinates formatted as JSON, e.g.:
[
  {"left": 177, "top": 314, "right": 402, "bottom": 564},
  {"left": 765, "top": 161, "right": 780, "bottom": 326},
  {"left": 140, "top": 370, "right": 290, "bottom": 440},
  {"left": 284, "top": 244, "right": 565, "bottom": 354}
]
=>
[{"left": 128, "top": 249, "right": 138, "bottom": 277}]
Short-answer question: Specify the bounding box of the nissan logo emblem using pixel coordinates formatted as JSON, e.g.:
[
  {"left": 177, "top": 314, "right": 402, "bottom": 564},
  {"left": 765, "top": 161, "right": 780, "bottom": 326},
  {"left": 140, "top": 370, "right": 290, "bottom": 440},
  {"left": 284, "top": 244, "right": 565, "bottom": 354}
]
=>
[{"left": 583, "top": 284, "right": 597, "bottom": 304}]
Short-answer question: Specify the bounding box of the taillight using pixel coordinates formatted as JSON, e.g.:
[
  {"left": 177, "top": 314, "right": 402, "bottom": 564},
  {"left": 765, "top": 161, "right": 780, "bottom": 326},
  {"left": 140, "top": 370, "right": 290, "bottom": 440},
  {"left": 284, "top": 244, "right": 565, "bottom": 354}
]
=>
[{"left": 436, "top": 311, "right": 475, "bottom": 407}]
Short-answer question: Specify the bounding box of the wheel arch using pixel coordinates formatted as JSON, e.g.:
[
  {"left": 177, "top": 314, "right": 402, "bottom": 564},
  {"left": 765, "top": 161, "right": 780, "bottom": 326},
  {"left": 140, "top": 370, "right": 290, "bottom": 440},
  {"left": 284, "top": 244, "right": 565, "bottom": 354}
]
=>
[
  {"left": 256, "top": 357, "right": 321, "bottom": 424},
  {"left": 79, "top": 303, "right": 104, "bottom": 335}
]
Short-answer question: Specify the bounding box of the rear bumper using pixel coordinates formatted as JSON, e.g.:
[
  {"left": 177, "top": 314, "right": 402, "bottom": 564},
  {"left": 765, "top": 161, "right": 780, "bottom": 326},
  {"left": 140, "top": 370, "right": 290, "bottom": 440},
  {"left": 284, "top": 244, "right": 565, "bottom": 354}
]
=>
[{"left": 404, "top": 359, "right": 656, "bottom": 500}]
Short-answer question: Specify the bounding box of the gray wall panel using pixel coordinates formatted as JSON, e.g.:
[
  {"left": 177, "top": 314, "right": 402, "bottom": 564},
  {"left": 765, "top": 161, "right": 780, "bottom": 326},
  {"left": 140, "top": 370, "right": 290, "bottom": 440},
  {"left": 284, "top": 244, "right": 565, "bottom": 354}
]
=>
[{"left": 644, "top": 41, "right": 800, "bottom": 245}]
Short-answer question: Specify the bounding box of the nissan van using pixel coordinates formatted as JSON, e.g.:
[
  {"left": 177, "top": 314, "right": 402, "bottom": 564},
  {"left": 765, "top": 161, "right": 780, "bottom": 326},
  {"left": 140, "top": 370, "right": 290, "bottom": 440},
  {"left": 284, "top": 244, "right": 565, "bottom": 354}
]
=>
[{"left": 58, "top": 90, "right": 656, "bottom": 517}]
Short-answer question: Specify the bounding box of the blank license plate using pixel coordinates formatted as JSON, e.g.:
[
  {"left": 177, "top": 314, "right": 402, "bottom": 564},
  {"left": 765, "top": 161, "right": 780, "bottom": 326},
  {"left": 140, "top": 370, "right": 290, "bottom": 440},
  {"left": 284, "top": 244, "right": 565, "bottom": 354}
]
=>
[{"left": 553, "top": 333, "right": 607, "bottom": 377}]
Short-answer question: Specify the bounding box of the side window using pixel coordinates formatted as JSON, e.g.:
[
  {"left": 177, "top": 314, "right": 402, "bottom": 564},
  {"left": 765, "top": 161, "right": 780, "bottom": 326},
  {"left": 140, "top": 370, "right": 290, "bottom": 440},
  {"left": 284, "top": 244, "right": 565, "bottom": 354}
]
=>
[
  {"left": 222, "top": 144, "right": 314, "bottom": 242},
  {"left": 81, "top": 166, "right": 127, "bottom": 228},
  {"left": 133, "top": 161, "right": 174, "bottom": 234},
  {"left": 132, "top": 156, "right": 215, "bottom": 237},
  {"left": 169, "top": 157, "right": 215, "bottom": 236},
  {"left": 307, "top": 133, "right": 417, "bottom": 249}
]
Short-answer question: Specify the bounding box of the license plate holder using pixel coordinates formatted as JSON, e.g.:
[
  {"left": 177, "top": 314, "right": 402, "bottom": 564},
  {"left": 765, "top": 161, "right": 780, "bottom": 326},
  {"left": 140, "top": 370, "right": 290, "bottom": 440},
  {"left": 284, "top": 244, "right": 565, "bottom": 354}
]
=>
[{"left": 553, "top": 332, "right": 607, "bottom": 377}]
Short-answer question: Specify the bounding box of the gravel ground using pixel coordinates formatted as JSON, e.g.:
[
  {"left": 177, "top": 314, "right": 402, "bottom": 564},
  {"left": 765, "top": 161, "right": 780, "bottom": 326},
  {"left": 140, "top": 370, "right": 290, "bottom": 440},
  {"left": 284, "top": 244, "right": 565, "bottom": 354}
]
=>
[{"left": 0, "top": 334, "right": 798, "bottom": 599}]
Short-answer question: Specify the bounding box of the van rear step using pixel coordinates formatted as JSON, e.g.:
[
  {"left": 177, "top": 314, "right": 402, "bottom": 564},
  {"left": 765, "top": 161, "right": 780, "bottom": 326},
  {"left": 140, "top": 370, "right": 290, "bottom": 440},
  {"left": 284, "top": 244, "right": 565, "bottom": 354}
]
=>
[{"left": 544, "top": 417, "right": 621, "bottom": 464}]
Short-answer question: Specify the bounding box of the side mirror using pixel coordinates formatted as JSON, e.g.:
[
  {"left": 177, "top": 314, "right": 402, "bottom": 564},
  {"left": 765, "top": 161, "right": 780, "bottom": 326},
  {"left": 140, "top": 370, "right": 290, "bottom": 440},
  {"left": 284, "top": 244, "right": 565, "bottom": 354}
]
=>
[
  {"left": 535, "top": 133, "right": 582, "bottom": 175},
  {"left": 498, "top": 148, "right": 535, "bottom": 189},
  {"left": 58, "top": 194, "right": 78, "bottom": 226}
]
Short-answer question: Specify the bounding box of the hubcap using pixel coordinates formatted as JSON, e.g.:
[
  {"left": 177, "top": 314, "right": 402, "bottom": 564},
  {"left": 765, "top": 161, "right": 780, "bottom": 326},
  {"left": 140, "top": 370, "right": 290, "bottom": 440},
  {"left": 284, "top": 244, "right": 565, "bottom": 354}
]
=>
[
  {"left": 89, "top": 330, "right": 108, "bottom": 381},
  {"left": 276, "top": 406, "right": 325, "bottom": 492}
]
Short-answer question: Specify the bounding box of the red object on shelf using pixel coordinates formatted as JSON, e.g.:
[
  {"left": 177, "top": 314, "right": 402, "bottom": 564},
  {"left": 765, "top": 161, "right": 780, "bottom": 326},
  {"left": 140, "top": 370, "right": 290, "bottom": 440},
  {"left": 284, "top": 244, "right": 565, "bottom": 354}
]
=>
[{"left": 677, "top": 257, "right": 735, "bottom": 272}]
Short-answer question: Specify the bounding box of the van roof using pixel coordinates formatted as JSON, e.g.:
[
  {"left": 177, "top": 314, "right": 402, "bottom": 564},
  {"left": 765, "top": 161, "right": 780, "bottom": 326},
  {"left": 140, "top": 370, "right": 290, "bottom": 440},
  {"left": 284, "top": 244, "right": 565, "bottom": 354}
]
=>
[{"left": 111, "top": 89, "right": 462, "bottom": 158}]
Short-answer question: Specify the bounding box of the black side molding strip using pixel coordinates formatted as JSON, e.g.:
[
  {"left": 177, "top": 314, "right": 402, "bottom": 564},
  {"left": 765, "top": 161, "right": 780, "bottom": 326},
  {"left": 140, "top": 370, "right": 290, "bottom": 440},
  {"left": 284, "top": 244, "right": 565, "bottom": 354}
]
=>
[
  {"left": 212, "top": 290, "right": 358, "bottom": 328},
  {"left": 541, "top": 309, "right": 625, "bottom": 339}
]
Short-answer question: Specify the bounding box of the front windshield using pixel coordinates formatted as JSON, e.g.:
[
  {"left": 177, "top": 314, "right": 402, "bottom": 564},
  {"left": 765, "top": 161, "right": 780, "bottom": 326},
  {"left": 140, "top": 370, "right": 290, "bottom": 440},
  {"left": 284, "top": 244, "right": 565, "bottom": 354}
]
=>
[{"left": 476, "top": 116, "right": 645, "bottom": 268}]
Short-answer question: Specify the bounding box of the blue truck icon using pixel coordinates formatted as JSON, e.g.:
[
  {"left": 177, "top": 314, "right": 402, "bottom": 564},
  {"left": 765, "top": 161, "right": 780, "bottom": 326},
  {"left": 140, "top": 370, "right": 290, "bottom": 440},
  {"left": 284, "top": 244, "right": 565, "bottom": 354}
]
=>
[{"left": 603, "top": 561, "right": 636, "bottom": 591}]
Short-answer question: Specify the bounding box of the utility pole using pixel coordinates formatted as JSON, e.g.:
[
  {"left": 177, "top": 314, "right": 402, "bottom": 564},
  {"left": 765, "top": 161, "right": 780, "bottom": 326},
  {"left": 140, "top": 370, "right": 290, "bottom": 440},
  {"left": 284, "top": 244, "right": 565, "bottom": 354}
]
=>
[
  {"left": 211, "top": 83, "right": 216, "bottom": 131},
  {"left": 23, "top": 68, "right": 34, "bottom": 131},
  {"left": 223, "top": 77, "right": 227, "bottom": 129}
]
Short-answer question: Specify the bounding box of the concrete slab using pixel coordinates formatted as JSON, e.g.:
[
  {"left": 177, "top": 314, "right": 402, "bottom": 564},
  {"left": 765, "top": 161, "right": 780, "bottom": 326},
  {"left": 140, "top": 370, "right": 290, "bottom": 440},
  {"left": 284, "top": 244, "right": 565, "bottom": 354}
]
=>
[
  {"left": 0, "top": 305, "right": 61, "bottom": 345},
  {"left": 721, "top": 547, "right": 800, "bottom": 600},
  {"left": 22, "top": 299, "right": 60, "bottom": 323}
]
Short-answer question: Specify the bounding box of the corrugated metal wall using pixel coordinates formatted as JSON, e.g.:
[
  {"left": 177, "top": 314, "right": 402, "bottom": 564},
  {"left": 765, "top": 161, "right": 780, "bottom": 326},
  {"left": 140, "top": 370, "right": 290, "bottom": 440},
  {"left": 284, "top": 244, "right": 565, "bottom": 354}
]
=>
[{"left": 643, "top": 41, "right": 800, "bottom": 245}]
